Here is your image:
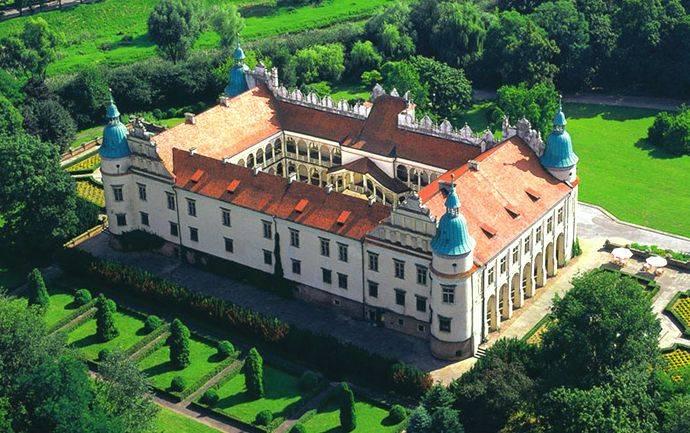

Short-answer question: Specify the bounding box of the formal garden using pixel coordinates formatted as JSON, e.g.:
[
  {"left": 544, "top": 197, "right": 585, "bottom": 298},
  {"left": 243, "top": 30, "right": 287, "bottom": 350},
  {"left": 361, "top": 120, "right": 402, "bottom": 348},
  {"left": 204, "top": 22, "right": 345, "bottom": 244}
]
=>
[{"left": 665, "top": 291, "right": 690, "bottom": 338}]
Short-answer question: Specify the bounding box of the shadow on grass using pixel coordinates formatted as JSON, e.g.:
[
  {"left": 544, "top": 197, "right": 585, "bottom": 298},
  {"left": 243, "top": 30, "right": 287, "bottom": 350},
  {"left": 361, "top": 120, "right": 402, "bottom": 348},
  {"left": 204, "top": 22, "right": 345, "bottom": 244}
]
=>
[
  {"left": 65, "top": 300, "right": 81, "bottom": 310},
  {"left": 70, "top": 333, "right": 101, "bottom": 349},
  {"left": 141, "top": 360, "right": 179, "bottom": 379},
  {"left": 135, "top": 326, "right": 150, "bottom": 336},
  {"left": 217, "top": 389, "right": 252, "bottom": 410},
  {"left": 633, "top": 138, "right": 685, "bottom": 160},
  {"left": 564, "top": 103, "right": 658, "bottom": 122}
]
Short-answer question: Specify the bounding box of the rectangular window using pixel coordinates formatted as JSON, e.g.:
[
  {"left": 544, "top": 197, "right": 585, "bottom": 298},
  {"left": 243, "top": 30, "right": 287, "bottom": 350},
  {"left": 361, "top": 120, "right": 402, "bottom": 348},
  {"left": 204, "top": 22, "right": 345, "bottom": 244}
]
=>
[
  {"left": 263, "top": 249, "right": 272, "bottom": 265},
  {"left": 322, "top": 268, "right": 332, "bottom": 284},
  {"left": 189, "top": 227, "right": 198, "bottom": 242},
  {"left": 547, "top": 217, "right": 553, "bottom": 233},
  {"left": 438, "top": 316, "right": 452, "bottom": 333},
  {"left": 291, "top": 259, "right": 301, "bottom": 275},
  {"left": 140, "top": 211, "right": 149, "bottom": 226},
  {"left": 289, "top": 229, "right": 300, "bottom": 248},
  {"left": 112, "top": 186, "right": 124, "bottom": 202},
  {"left": 169, "top": 221, "right": 178, "bottom": 237},
  {"left": 224, "top": 237, "right": 234, "bottom": 253},
  {"left": 262, "top": 220, "right": 272, "bottom": 240},
  {"left": 368, "top": 252, "right": 379, "bottom": 272},
  {"left": 416, "top": 296, "right": 427, "bottom": 312},
  {"left": 488, "top": 267, "right": 495, "bottom": 285},
  {"left": 512, "top": 246, "right": 519, "bottom": 263},
  {"left": 338, "top": 243, "right": 348, "bottom": 262},
  {"left": 320, "top": 238, "right": 330, "bottom": 257},
  {"left": 500, "top": 256, "right": 507, "bottom": 274},
  {"left": 416, "top": 265, "right": 428, "bottom": 285},
  {"left": 395, "top": 289, "right": 405, "bottom": 306},
  {"left": 187, "top": 199, "right": 196, "bottom": 217},
  {"left": 166, "top": 192, "right": 176, "bottom": 210},
  {"left": 116, "top": 213, "right": 127, "bottom": 226},
  {"left": 524, "top": 236, "right": 531, "bottom": 253},
  {"left": 137, "top": 183, "right": 147, "bottom": 201},
  {"left": 394, "top": 260, "right": 405, "bottom": 279},
  {"left": 442, "top": 285, "right": 455, "bottom": 304},
  {"left": 337, "top": 273, "right": 348, "bottom": 289},
  {"left": 558, "top": 207, "right": 564, "bottom": 223},
  {"left": 536, "top": 226, "right": 543, "bottom": 242},
  {"left": 367, "top": 280, "right": 378, "bottom": 298},
  {"left": 221, "top": 208, "right": 231, "bottom": 227}
]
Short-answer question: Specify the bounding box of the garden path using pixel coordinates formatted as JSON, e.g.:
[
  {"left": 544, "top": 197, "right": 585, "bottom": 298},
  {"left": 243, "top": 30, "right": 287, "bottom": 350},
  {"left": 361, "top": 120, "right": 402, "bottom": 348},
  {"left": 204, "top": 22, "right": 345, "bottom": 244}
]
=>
[
  {"left": 273, "top": 382, "right": 337, "bottom": 433},
  {"left": 180, "top": 359, "right": 244, "bottom": 406}
]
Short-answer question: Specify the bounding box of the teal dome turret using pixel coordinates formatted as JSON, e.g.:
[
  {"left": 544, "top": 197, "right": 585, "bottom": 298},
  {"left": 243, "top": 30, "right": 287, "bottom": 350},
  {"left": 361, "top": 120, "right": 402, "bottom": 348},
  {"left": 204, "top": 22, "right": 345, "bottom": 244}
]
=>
[
  {"left": 540, "top": 97, "right": 578, "bottom": 169},
  {"left": 100, "top": 95, "right": 130, "bottom": 159},
  {"left": 431, "top": 183, "right": 476, "bottom": 256},
  {"left": 225, "top": 41, "right": 250, "bottom": 97}
]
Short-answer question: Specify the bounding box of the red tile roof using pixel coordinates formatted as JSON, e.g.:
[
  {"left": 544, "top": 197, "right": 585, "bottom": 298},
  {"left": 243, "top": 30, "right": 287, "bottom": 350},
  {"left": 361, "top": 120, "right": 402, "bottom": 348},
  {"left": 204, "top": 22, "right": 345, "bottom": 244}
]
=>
[
  {"left": 172, "top": 149, "right": 391, "bottom": 240},
  {"left": 328, "top": 157, "right": 409, "bottom": 193},
  {"left": 275, "top": 100, "right": 363, "bottom": 143},
  {"left": 420, "top": 137, "right": 573, "bottom": 265}
]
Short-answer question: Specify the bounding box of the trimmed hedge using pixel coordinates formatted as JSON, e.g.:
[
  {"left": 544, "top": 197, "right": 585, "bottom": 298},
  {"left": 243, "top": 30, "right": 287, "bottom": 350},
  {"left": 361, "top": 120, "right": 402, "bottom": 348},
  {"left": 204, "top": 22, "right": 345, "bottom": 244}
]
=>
[
  {"left": 665, "top": 291, "right": 690, "bottom": 338},
  {"left": 57, "top": 248, "right": 431, "bottom": 398},
  {"left": 47, "top": 298, "right": 97, "bottom": 333}
]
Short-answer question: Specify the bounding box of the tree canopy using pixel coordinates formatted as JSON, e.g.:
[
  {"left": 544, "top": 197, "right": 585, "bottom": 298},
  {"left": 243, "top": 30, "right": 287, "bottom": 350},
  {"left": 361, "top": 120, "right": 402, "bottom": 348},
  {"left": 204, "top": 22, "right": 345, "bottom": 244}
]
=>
[{"left": 148, "top": 0, "right": 202, "bottom": 63}]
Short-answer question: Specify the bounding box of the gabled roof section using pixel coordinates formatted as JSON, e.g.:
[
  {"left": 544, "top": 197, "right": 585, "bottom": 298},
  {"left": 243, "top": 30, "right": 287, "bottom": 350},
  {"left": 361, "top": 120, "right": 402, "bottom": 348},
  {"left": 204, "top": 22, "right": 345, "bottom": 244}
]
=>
[
  {"left": 328, "top": 157, "right": 410, "bottom": 194},
  {"left": 173, "top": 149, "right": 391, "bottom": 240},
  {"left": 275, "top": 100, "right": 363, "bottom": 143},
  {"left": 420, "top": 137, "right": 573, "bottom": 265}
]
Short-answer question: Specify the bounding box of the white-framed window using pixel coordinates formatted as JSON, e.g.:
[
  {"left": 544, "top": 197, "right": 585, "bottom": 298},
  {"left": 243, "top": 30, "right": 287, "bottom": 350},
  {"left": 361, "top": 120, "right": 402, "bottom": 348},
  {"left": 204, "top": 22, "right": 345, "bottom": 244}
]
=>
[
  {"left": 488, "top": 266, "right": 495, "bottom": 285},
  {"left": 137, "top": 183, "right": 147, "bottom": 201},
  {"left": 368, "top": 252, "right": 379, "bottom": 272},
  {"left": 189, "top": 227, "right": 198, "bottom": 242},
  {"left": 320, "top": 238, "right": 330, "bottom": 257},
  {"left": 416, "top": 265, "right": 428, "bottom": 285},
  {"left": 322, "top": 268, "right": 332, "bottom": 284},
  {"left": 438, "top": 316, "right": 451, "bottom": 333},
  {"left": 289, "top": 228, "right": 300, "bottom": 248},
  {"left": 166, "top": 192, "right": 175, "bottom": 210},
  {"left": 547, "top": 217, "right": 553, "bottom": 233},
  {"left": 442, "top": 285, "right": 455, "bottom": 304},
  {"left": 416, "top": 295, "right": 427, "bottom": 312},
  {"left": 221, "top": 208, "right": 231, "bottom": 227},
  {"left": 112, "top": 186, "right": 124, "bottom": 202},
  {"left": 512, "top": 246, "right": 519, "bottom": 263},
  {"left": 187, "top": 199, "right": 196, "bottom": 217},
  {"left": 337, "top": 273, "right": 348, "bottom": 289},
  {"left": 395, "top": 289, "right": 406, "bottom": 306},
  {"left": 367, "top": 280, "right": 378, "bottom": 298},
  {"left": 524, "top": 236, "right": 531, "bottom": 253},
  {"left": 262, "top": 220, "right": 272, "bottom": 239},
  {"left": 500, "top": 256, "right": 507, "bottom": 274},
  {"left": 558, "top": 207, "right": 564, "bottom": 223},
  {"left": 536, "top": 226, "right": 543, "bottom": 242},
  {"left": 338, "top": 243, "right": 348, "bottom": 262},
  {"left": 394, "top": 259, "right": 405, "bottom": 279}
]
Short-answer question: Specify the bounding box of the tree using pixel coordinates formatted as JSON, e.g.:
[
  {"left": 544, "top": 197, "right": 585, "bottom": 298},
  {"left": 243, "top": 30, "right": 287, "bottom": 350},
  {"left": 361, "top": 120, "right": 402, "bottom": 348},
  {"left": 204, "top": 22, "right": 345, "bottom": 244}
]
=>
[
  {"left": 0, "top": 133, "right": 78, "bottom": 259},
  {"left": 481, "top": 11, "right": 558, "bottom": 86},
  {"left": 27, "top": 268, "right": 49, "bottom": 309},
  {"left": 408, "top": 56, "right": 473, "bottom": 120},
  {"left": 148, "top": 0, "right": 202, "bottom": 63},
  {"left": 339, "top": 382, "right": 356, "bottom": 431},
  {"left": 0, "top": 94, "right": 23, "bottom": 136},
  {"left": 430, "top": 407, "right": 464, "bottom": 433},
  {"left": 380, "top": 61, "right": 428, "bottom": 106},
  {"left": 540, "top": 269, "right": 661, "bottom": 389},
  {"left": 96, "top": 295, "right": 118, "bottom": 342},
  {"left": 660, "top": 394, "right": 690, "bottom": 433},
  {"left": 23, "top": 98, "right": 76, "bottom": 152},
  {"left": 647, "top": 107, "right": 690, "bottom": 155},
  {"left": 365, "top": 1, "right": 415, "bottom": 59},
  {"left": 211, "top": 4, "right": 244, "bottom": 51},
  {"left": 348, "top": 40, "right": 382, "bottom": 77},
  {"left": 429, "top": 1, "right": 490, "bottom": 69},
  {"left": 0, "top": 18, "right": 62, "bottom": 80},
  {"left": 169, "top": 318, "right": 191, "bottom": 369},
  {"left": 379, "top": 24, "right": 415, "bottom": 59},
  {"left": 293, "top": 44, "right": 345, "bottom": 84},
  {"left": 59, "top": 66, "right": 109, "bottom": 128},
  {"left": 245, "top": 347, "right": 264, "bottom": 399},
  {"left": 421, "top": 384, "right": 454, "bottom": 413},
  {"left": 497, "top": 0, "right": 547, "bottom": 13},
  {"left": 407, "top": 406, "right": 433, "bottom": 433},
  {"left": 492, "top": 82, "right": 559, "bottom": 137}
]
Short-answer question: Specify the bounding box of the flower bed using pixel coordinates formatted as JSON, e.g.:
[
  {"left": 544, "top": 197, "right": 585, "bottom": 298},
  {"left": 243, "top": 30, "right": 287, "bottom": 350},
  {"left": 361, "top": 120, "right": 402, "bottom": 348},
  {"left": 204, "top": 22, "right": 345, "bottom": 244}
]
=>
[
  {"left": 665, "top": 291, "right": 690, "bottom": 337},
  {"left": 523, "top": 315, "right": 553, "bottom": 346},
  {"left": 66, "top": 153, "right": 101, "bottom": 175},
  {"left": 76, "top": 178, "right": 105, "bottom": 208},
  {"left": 67, "top": 309, "right": 150, "bottom": 361},
  {"left": 630, "top": 243, "right": 690, "bottom": 262}
]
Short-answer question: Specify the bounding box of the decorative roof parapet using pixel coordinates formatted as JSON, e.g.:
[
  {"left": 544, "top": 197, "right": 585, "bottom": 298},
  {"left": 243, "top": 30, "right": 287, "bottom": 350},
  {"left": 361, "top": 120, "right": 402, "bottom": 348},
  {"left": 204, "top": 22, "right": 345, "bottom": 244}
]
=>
[
  {"left": 397, "top": 111, "right": 496, "bottom": 150},
  {"left": 502, "top": 116, "right": 545, "bottom": 156}
]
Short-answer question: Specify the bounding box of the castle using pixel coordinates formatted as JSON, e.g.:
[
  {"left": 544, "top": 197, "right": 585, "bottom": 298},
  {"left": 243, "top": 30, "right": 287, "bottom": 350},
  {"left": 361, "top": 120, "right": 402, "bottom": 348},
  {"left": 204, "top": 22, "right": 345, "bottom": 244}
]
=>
[{"left": 99, "top": 46, "right": 579, "bottom": 360}]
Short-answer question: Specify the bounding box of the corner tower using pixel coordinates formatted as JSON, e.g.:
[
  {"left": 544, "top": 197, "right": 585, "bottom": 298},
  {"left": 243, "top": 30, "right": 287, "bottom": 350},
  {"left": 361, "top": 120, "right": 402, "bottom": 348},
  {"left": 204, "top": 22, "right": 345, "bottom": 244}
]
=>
[
  {"left": 540, "top": 97, "right": 578, "bottom": 182},
  {"left": 224, "top": 42, "right": 250, "bottom": 97},
  {"left": 429, "top": 181, "right": 477, "bottom": 360}
]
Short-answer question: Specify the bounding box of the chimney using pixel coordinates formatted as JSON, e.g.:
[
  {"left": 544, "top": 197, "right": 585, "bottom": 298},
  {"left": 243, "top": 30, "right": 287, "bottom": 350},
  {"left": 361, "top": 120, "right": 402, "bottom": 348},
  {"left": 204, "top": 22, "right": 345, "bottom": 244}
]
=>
[
  {"left": 189, "top": 147, "right": 197, "bottom": 156},
  {"left": 253, "top": 166, "right": 261, "bottom": 176},
  {"left": 222, "top": 157, "right": 231, "bottom": 164},
  {"left": 468, "top": 160, "right": 479, "bottom": 171},
  {"left": 288, "top": 172, "right": 297, "bottom": 184},
  {"left": 325, "top": 183, "right": 334, "bottom": 194},
  {"left": 368, "top": 196, "right": 376, "bottom": 206},
  {"left": 219, "top": 96, "right": 230, "bottom": 107},
  {"left": 184, "top": 112, "right": 196, "bottom": 125}
]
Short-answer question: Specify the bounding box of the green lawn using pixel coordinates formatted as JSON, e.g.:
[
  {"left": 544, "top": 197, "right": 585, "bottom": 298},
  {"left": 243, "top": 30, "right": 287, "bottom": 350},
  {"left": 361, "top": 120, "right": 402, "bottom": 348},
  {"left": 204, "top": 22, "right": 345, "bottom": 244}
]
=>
[
  {"left": 330, "top": 83, "right": 371, "bottom": 102},
  {"left": 138, "top": 336, "right": 222, "bottom": 393},
  {"left": 70, "top": 125, "right": 103, "bottom": 149},
  {"left": 213, "top": 365, "right": 306, "bottom": 424},
  {"left": 0, "top": 0, "right": 393, "bottom": 76},
  {"left": 154, "top": 406, "right": 222, "bottom": 433},
  {"left": 67, "top": 310, "right": 148, "bottom": 360},
  {"left": 301, "top": 398, "right": 403, "bottom": 433},
  {"left": 43, "top": 290, "right": 83, "bottom": 329}
]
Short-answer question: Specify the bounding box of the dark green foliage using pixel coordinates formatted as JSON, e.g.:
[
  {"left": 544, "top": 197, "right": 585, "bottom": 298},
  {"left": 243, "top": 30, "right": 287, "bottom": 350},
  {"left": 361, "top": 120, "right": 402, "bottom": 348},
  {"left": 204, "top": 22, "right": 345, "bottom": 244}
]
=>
[
  {"left": 22, "top": 98, "right": 76, "bottom": 152},
  {"left": 428, "top": 1, "right": 490, "bottom": 69},
  {"left": 96, "top": 295, "right": 119, "bottom": 342},
  {"left": 0, "top": 94, "right": 23, "bottom": 136},
  {"left": 169, "top": 318, "right": 191, "bottom": 369},
  {"left": 210, "top": 3, "right": 245, "bottom": 51},
  {"left": 497, "top": 0, "right": 547, "bottom": 14},
  {"left": 245, "top": 347, "right": 264, "bottom": 399},
  {"left": 118, "top": 230, "right": 166, "bottom": 252},
  {"left": 429, "top": 406, "right": 464, "bottom": 433},
  {"left": 339, "top": 382, "right": 356, "bottom": 431},
  {"left": 58, "top": 66, "right": 109, "bottom": 128},
  {"left": 647, "top": 108, "right": 690, "bottom": 155},
  {"left": 572, "top": 238, "right": 582, "bottom": 256},
  {"left": 365, "top": 1, "right": 415, "bottom": 59},
  {"left": 421, "top": 384, "right": 454, "bottom": 413},
  {"left": 144, "top": 315, "right": 163, "bottom": 333},
  {"left": 0, "top": 133, "right": 78, "bottom": 259},
  {"left": 0, "top": 17, "right": 61, "bottom": 79},
  {"left": 202, "top": 388, "right": 219, "bottom": 406},
  {"left": 217, "top": 340, "right": 234, "bottom": 358},
  {"left": 299, "top": 370, "right": 320, "bottom": 392},
  {"left": 170, "top": 375, "right": 186, "bottom": 392},
  {"left": 408, "top": 56, "right": 473, "bottom": 119},
  {"left": 389, "top": 404, "right": 406, "bottom": 424},
  {"left": 493, "top": 81, "right": 559, "bottom": 136},
  {"left": 381, "top": 60, "right": 428, "bottom": 106},
  {"left": 389, "top": 362, "right": 433, "bottom": 398},
  {"left": 98, "top": 348, "right": 112, "bottom": 362},
  {"left": 74, "top": 289, "right": 92, "bottom": 306},
  {"left": 294, "top": 43, "right": 346, "bottom": 84},
  {"left": 407, "top": 406, "right": 432, "bottom": 433},
  {"left": 660, "top": 394, "right": 690, "bottom": 433},
  {"left": 290, "top": 423, "right": 307, "bottom": 433},
  {"left": 348, "top": 40, "right": 382, "bottom": 76},
  {"left": 147, "top": 0, "right": 201, "bottom": 63},
  {"left": 255, "top": 409, "right": 273, "bottom": 426},
  {"left": 27, "top": 268, "right": 49, "bottom": 308}
]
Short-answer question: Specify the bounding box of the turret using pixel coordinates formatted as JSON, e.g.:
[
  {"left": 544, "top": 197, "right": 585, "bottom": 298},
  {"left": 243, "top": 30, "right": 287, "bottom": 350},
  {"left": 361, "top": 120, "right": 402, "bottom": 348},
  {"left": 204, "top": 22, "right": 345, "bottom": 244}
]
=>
[
  {"left": 224, "top": 42, "right": 250, "bottom": 97},
  {"left": 429, "top": 180, "right": 477, "bottom": 360},
  {"left": 540, "top": 97, "right": 578, "bottom": 182}
]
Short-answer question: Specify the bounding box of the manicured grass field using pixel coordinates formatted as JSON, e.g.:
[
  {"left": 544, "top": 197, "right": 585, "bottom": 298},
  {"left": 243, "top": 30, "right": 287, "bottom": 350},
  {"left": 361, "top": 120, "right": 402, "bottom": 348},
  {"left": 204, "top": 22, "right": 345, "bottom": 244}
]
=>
[
  {"left": 154, "top": 406, "right": 222, "bottom": 433},
  {"left": 70, "top": 125, "right": 103, "bottom": 149},
  {"left": 0, "top": 0, "right": 393, "bottom": 76},
  {"left": 330, "top": 83, "right": 370, "bottom": 102},
  {"left": 301, "top": 398, "right": 403, "bottom": 433},
  {"left": 67, "top": 310, "right": 148, "bottom": 360},
  {"left": 138, "top": 336, "right": 222, "bottom": 393},
  {"left": 213, "top": 365, "right": 306, "bottom": 423},
  {"left": 43, "top": 290, "right": 83, "bottom": 329}
]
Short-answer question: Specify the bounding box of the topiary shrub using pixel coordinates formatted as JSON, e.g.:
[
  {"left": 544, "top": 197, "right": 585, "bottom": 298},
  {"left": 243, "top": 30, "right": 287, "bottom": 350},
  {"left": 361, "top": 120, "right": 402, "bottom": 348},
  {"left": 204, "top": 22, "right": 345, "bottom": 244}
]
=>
[
  {"left": 290, "top": 424, "right": 307, "bottom": 433},
  {"left": 389, "top": 404, "right": 406, "bottom": 424},
  {"left": 572, "top": 238, "right": 582, "bottom": 257},
  {"left": 169, "top": 318, "right": 191, "bottom": 369},
  {"left": 299, "top": 370, "right": 320, "bottom": 392},
  {"left": 170, "top": 375, "right": 186, "bottom": 392},
  {"left": 98, "top": 348, "right": 112, "bottom": 362},
  {"left": 27, "top": 268, "right": 49, "bottom": 308},
  {"left": 202, "top": 389, "right": 219, "bottom": 406},
  {"left": 96, "top": 295, "right": 119, "bottom": 342},
  {"left": 339, "top": 382, "right": 356, "bottom": 431},
  {"left": 144, "top": 315, "right": 163, "bottom": 333},
  {"left": 245, "top": 347, "right": 265, "bottom": 399},
  {"left": 255, "top": 409, "right": 273, "bottom": 426},
  {"left": 74, "top": 288, "right": 92, "bottom": 306},
  {"left": 217, "top": 340, "right": 234, "bottom": 359}
]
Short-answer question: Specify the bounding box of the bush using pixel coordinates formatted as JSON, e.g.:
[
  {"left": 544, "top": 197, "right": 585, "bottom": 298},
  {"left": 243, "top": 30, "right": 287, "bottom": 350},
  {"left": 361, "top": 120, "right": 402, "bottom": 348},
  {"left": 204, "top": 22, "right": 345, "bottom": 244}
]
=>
[
  {"left": 339, "top": 382, "right": 356, "bottom": 431},
  {"left": 389, "top": 404, "right": 406, "bottom": 424},
  {"left": 202, "top": 389, "right": 219, "bottom": 406},
  {"left": 290, "top": 424, "right": 307, "bottom": 433},
  {"left": 27, "top": 268, "right": 49, "bottom": 308},
  {"left": 169, "top": 318, "right": 191, "bottom": 369},
  {"left": 98, "top": 348, "right": 112, "bottom": 362},
  {"left": 74, "top": 289, "right": 92, "bottom": 306},
  {"left": 572, "top": 238, "right": 582, "bottom": 257},
  {"left": 170, "top": 375, "right": 186, "bottom": 392},
  {"left": 118, "top": 230, "right": 165, "bottom": 252},
  {"left": 492, "top": 81, "right": 559, "bottom": 136},
  {"left": 95, "top": 295, "right": 118, "bottom": 342},
  {"left": 647, "top": 107, "right": 690, "bottom": 155},
  {"left": 299, "top": 370, "right": 320, "bottom": 392},
  {"left": 255, "top": 409, "right": 273, "bottom": 426},
  {"left": 390, "top": 363, "right": 433, "bottom": 398},
  {"left": 144, "top": 315, "right": 163, "bottom": 333},
  {"left": 217, "top": 340, "right": 234, "bottom": 358},
  {"left": 245, "top": 347, "right": 264, "bottom": 399}
]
